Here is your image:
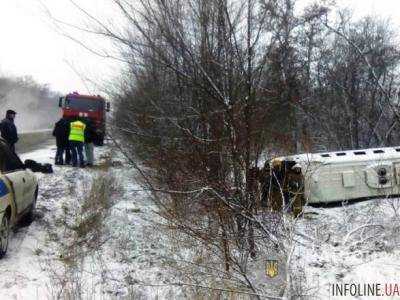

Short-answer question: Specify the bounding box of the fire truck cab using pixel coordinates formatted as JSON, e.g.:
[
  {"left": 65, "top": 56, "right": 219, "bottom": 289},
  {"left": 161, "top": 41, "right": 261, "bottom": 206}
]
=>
[{"left": 59, "top": 92, "right": 110, "bottom": 146}]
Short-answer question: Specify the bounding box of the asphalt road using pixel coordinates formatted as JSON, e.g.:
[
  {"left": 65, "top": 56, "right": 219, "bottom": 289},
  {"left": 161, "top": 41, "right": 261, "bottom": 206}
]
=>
[{"left": 15, "top": 129, "right": 53, "bottom": 154}]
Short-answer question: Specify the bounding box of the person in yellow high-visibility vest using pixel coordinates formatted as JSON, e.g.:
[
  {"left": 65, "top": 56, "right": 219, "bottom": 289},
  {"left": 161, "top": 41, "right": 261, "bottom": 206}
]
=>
[{"left": 68, "top": 118, "right": 86, "bottom": 167}]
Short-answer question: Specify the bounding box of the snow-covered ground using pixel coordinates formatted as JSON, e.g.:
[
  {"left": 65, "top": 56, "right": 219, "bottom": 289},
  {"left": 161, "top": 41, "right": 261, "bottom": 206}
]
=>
[
  {"left": 0, "top": 143, "right": 184, "bottom": 299},
  {"left": 2, "top": 143, "right": 400, "bottom": 299},
  {"left": 296, "top": 199, "right": 400, "bottom": 299}
]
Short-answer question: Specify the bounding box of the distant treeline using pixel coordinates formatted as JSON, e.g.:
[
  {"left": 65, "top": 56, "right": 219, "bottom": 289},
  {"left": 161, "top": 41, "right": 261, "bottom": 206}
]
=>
[
  {"left": 0, "top": 76, "right": 60, "bottom": 131},
  {"left": 112, "top": 6, "right": 400, "bottom": 155}
]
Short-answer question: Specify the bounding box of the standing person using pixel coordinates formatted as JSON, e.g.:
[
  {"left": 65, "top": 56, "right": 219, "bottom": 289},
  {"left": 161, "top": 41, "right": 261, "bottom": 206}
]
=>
[
  {"left": 84, "top": 118, "right": 96, "bottom": 167},
  {"left": 68, "top": 117, "right": 86, "bottom": 168},
  {"left": 52, "top": 117, "right": 71, "bottom": 165},
  {"left": 0, "top": 110, "right": 18, "bottom": 152}
]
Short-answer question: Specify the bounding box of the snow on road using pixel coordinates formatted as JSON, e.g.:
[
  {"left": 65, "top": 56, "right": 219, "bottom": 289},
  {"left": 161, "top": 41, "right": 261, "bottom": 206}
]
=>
[
  {"left": 0, "top": 146, "right": 56, "bottom": 299},
  {"left": 0, "top": 143, "right": 183, "bottom": 299}
]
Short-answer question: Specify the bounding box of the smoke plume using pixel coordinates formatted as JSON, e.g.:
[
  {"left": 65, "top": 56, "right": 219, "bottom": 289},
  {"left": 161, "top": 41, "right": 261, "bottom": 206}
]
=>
[{"left": 0, "top": 76, "right": 60, "bottom": 132}]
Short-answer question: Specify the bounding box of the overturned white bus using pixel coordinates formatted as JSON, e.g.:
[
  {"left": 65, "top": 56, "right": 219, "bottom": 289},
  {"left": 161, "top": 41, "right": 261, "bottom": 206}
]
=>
[{"left": 266, "top": 146, "right": 400, "bottom": 214}]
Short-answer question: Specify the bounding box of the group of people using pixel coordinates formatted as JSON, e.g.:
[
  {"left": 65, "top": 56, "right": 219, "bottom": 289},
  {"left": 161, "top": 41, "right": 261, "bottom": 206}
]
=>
[
  {"left": 0, "top": 109, "right": 98, "bottom": 168},
  {"left": 53, "top": 117, "right": 98, "bottom": 167}
]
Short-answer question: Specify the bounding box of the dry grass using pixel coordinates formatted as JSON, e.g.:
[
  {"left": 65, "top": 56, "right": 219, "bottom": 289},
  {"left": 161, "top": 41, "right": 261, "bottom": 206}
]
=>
[
  {"left": 92, "top": 152, "right": 124, "bottom": 171},
  {"left": 67, "top": 174, "right": 118, "bottom": 257},
  {"left": 47, "top": 173, "right": 119, "bottom": 299}
]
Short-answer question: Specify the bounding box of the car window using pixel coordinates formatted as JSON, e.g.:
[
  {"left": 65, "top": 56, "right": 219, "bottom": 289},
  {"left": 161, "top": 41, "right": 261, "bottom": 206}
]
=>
[{"left": 0, "top": 141, "right": 24, "bottom": 172}]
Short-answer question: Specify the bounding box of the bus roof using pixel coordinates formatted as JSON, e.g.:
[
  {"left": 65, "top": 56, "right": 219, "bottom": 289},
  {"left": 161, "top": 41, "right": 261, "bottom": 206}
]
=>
[{"left": 278, "top": 146, "right": 400, "bottom": 165}]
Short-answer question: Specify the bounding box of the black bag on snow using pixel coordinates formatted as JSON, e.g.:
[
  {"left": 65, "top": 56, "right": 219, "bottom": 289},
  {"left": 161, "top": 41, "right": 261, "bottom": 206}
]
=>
[
  {"left": 41, "top": 163, "right": 53, "bottom": 174},
  {"left": 24, "top": 159, "right": 53, "bottom": 174}
]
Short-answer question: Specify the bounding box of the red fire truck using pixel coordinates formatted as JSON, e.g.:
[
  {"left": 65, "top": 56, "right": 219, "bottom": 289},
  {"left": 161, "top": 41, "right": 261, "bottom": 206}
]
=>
[{"left": 58, "top": 92, "right": 110, "bottom": 146}]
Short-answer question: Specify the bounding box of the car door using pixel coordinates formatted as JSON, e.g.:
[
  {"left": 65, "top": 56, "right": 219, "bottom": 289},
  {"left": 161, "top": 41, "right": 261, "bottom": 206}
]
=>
[{"left": 0, "top": 144, "right": 30, "bottom": 214}]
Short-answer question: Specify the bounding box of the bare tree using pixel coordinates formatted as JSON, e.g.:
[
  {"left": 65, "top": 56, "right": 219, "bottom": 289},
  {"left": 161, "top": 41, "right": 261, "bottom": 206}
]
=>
[
  {"left": 299, "top": 10, "right": 400, "bottom": 150},
  {"left": 46, "top": 0, "right": 400, "bottom": 297},
  {"left": 106, "top": 0, "right": 328, "bottom": 297}
]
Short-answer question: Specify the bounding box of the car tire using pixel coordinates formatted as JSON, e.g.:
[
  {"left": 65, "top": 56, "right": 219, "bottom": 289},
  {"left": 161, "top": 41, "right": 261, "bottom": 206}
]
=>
[
  {"left": 23, "top": 186, "right": 38, "bottom": 224},
  {"left": 0, "top": 213, "right": 10, "bottom": 258}
]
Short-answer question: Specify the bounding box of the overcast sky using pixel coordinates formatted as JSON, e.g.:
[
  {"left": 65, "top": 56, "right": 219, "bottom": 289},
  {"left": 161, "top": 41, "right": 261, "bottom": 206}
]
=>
[
  {"left": 0, "top": 0, "right": 400, "bottom": 94},
  {"left": 0, "top": 0, "right": 120, "bottom": 94}
]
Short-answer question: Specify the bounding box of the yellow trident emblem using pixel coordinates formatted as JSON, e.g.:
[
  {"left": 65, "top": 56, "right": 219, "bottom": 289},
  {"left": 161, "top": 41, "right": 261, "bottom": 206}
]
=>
[{"left": 266, "top": 260, "right": 279, "bottom": 278}]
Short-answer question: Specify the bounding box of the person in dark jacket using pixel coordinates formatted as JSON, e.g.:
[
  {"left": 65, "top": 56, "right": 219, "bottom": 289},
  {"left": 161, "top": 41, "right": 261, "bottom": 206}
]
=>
[
  {"left": 52, "top": 117, "right": 71, "bottom": 165},
  {"left": 0, "top": 110, "right": 18, "bottom": 152},
  {"left": 84, "top": 118, "right": 97, "bottom": 166}
]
